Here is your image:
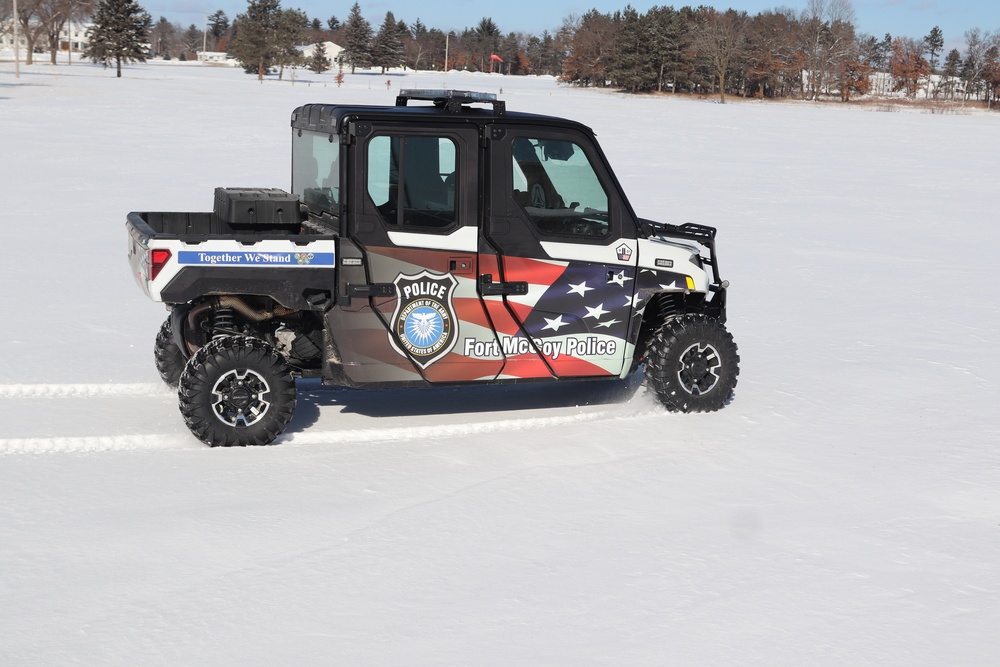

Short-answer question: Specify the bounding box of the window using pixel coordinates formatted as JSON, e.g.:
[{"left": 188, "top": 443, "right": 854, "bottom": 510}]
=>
[
  {"left": 292, "top": 130, "right": 340, "bottom": 215},
  {"left": 511, "top": 137, "right": 610, "bottom": 238},
  {"left": 367, "top": 135, "right": 458, "bottom": 230}
]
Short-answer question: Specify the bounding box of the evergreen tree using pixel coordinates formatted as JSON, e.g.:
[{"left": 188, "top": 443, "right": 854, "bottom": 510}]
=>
[
  {"left": 229, "top": 0, "right": 303, "bottom": 81},
  {"left": 646, "top": 6, "right": 685, "bottom": 93},
  {"left": 308, "top": 40, "right": 331, "bottom": 74},
  {"left": 923, "top": 26, "right": 944, "bottom": 73},
  {"left": 372, "top": 11, "right": 404, "bottom": 73},
  {"left": 609, "top": 7, "right": 654, "bottom": 93},
  {"left": 942, "top": 47, "right": 962, "bottom": 98},
  {"left": 183, "top": 24, "right": 203, "bottom": 55},
  {"left": 207, "top": 10, "right": 229, "bottom": 50},
  {"left": 84, "top": 0, "right": 152, "bottom": 77},
  {"left": 343, "top": 2, "right": 373, "bottom": 73},
  {"left": 274, "top": 8, "right": 307, "bottom": 78},
  {"left": 474, "top": 17, "right": 501, "bottom": 71},
  {"left": 923, "top": 25, "right": 944, "bottom": 97}
]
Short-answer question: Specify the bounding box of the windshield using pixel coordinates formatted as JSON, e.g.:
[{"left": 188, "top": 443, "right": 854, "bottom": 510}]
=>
[{"left": 292, "top": 130, "right": 340, "bottom": 215}]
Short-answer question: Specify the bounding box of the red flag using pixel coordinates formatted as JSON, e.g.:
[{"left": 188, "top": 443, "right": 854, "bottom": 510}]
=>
[{"left": 490, "top": 54, "right": 504, "bottom": 62}]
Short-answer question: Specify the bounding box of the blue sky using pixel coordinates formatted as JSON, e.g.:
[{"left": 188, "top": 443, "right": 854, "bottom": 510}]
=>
[{"left": 150, "top": 0, "right": 996, "bottom": 52}]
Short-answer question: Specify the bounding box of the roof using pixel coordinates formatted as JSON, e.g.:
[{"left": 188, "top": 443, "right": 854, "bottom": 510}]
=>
[{"left": 290, "top": 90, "right": 594, "bottom": 137}]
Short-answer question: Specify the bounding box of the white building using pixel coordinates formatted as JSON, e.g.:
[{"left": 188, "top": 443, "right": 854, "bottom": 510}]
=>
[
  {"left": 196, "top": 51, "right": 231, "bottom": 64},
  {"left": 299, "top": 41, "right": 344, "bottom": 63},
  {"left": 0, "top": 20, "right": 92, "bottom": 52}
]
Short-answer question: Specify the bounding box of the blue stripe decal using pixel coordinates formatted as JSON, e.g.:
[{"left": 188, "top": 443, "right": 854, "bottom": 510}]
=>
[{"left": 177, "top": 251, "right": 335, "bottom": 267}]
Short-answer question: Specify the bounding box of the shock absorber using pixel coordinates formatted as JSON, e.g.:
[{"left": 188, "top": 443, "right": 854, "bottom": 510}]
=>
[{"left": 212, "top": 308, "right": 236, "bottom": 339}]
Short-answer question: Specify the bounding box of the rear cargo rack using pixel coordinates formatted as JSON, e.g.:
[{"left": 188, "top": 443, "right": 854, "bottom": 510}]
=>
[{"left": 396, "top": 89, "right": 506, "bottom": 116}]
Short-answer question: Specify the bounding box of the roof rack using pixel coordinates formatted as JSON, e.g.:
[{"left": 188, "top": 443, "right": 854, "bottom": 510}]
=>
[{"left": 395, "top": 89, "right": 506, "bottom": 116}]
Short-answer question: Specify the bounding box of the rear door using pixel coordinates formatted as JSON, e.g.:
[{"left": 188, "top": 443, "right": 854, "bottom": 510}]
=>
[
  {"left": 481, "top": 125, "right": 639, "bottom": 379},
  {"left": 346, "top": 121, "right": 505, "bottom": 383}
]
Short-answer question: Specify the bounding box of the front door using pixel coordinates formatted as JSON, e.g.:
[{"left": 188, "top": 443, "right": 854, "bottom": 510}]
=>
[{"left": 481, "top": 127, "right": 639, "bottom": 379}]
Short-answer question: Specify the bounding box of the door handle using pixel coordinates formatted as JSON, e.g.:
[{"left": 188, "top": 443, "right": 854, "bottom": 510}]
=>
[
  {"left": 479, "top": 274, "right": 528, "bottom": 296},
  {"left": 347, "top": 282, "right": 395, "bottom": 298}
]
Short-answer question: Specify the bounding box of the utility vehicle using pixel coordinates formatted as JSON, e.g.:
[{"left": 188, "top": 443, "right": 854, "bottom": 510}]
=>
[{"left": 127, "top": 90, "right": 739, "bottom": 446}]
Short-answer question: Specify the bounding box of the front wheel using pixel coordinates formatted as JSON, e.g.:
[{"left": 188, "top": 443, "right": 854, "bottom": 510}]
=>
[
  {"left": 644, "top": 315, "right": 739, "bottom": 412},
  {"left": 178, "top": 336, "right": 296, "bottom": 447}
]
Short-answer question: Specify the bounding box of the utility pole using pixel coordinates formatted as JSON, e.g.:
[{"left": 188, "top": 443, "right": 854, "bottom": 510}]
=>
[
  {"left": 444, "top": 33, "right": 449, "bottom": 72},
  {"left": 201, "top": 14, "right": 207, "bottom": 64}
]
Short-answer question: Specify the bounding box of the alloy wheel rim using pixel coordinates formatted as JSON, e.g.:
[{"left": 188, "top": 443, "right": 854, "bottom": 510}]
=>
[
  {"left": 677, "top": 342, "right": 722, "bottom": 395},
  {"left": 211, "top": 368, "right": 272, "bottom": 427}
]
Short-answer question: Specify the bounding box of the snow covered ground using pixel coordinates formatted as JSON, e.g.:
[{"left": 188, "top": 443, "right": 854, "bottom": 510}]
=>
[{"left": 2, "top": 59, "right": 999, "bottom": 664}]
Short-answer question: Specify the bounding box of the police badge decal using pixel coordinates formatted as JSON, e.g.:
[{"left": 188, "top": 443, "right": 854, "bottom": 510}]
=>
[{"left": 389, "top": 271, "right": 460, "bottom": 369}]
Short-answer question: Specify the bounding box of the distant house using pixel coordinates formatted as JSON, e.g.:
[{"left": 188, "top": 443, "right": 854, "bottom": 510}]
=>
[
  {"left": 1, "top": 20, "right": 92, "bottom": 52},
  {"left": 299, "top": 41, "right": 344, "bottom": 63},
  {"left": 196, "top": 51, "right": 230, "bottom": 64}
]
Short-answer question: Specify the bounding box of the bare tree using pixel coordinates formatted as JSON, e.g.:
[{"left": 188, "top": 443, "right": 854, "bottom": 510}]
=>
[
  {"left": 960, "top": 28, "right": 997, "bottom": 102},
  {"left": 693, "top": 7, "right": 749, "bottom": 103},
  {"left": 800, "top": 0, "right": 857, "bottom": 100},
  {"left": 149, "top": 16, "right": 180, "bottom": 58},
  {"left": 38, "top": 0, "right": 96, "bottom": 64},
  {"left": 561, "top": 9, "right": 616, "bottom": 87},
  {"left": 889, "top": 36, "right": 930, "bottom": 98},
  {"left": 744, "top": 8, "right": 803, "bottom": 98},
  {"left": 1, "top": 0, "right": 12, "bottom": 34},
  {"left": 15, "top": 0, "right": 47, "bottom": 65}
]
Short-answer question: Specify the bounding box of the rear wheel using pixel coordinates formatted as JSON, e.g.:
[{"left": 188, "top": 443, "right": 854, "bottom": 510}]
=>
[
  {"left": 154, "top": 317, "right": 186, "bottom": 387},
  {"left": 178, "top": 336, "right": 296, "bottom": 447},
  {"left": 644, "top": 315, "right": 739, "bottom": 412}
]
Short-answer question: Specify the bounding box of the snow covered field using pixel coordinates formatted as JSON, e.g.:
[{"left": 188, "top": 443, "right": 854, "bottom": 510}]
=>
[{"left": 2, "top": 59, "right": 999, "bottom": 664}]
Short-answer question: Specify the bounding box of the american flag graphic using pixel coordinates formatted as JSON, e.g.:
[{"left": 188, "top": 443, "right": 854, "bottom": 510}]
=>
[
  {"left": 358, "top": 246, "right": 692, "bottom": 384},
  {"left": 483, "top": 257, "right": 637, "bottom": 377}
]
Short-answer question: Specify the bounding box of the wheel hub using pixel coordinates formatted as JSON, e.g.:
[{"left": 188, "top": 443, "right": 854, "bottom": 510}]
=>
[
  {"left": 211, "top": 368, "right": 271, "bottom": 427},
  {"left": 677, "top": 343, "right": 722, "bottom": 395}
]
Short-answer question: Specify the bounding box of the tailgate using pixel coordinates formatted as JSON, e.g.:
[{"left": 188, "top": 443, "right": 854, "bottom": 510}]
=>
[
  {"left": 125, "top": 211, "right": 338, "bottom": 307},
  {"left": 126, "top": 212, "right": 158, "bottom": 298}
]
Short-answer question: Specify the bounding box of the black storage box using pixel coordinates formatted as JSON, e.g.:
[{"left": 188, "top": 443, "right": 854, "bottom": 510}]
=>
[{"left": 214, "top": 188, "right": 300, "bottom": 228}]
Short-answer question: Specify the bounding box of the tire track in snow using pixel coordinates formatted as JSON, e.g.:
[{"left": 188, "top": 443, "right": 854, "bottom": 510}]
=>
[
  {"left": 0, "top": 382, "right": 663, "bottom": 455},
  {"left": 0, "top": 383, "right": 173, "bottom": 399},
  {"left": 0, "top": 434, "right": 200, "bottom": 455},
  {"left": 0, "top": 407, "right": 662, "bottom": 455},
  {"left": 277, "top": 409, "right": 638, "bottom": 447}
]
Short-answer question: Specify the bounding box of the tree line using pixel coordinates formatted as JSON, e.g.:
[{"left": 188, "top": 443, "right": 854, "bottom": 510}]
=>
[
  {"left": 562, "top": 0, "right": 1000, "bottom": 104},
  {"left": 185, "top": 0, "right": 566, "bottom": 79},
  {"left": 5, "top": 0, "right": 999, "bottom": 104}
]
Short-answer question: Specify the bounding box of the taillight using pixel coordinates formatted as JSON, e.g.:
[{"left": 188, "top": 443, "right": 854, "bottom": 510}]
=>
[{"left": 149, "top": 249, "right": 172, "bottom": 281}]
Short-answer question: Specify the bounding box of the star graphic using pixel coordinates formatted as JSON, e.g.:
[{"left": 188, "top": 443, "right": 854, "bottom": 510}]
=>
[
  {"left": 542, "top": 315, "right": 569, "bottom": 332},
  {"left": 596, "top": 318, "right": 622, "bottom": 329},
  {"left": 584, "top": 303, "right": 610, "bottom": 320},
  {"left": 609, "top": 271, "right": 633, "bottom": 287},
  {"left": 567, "top": 281, "right": 594, "bottom": 297},
  {"left": 623, "top": 294, "right": 643, "bottom": 308}
]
